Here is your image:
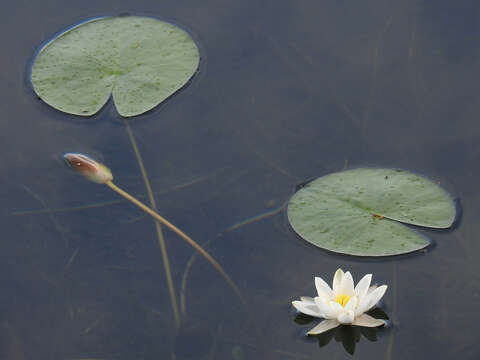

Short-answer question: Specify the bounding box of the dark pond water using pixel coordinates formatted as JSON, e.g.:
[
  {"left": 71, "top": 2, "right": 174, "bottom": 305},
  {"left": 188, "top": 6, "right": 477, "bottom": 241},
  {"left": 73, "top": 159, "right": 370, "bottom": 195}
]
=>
[{"left": 1, "top": 0, "right": 479, "bottom": 359}]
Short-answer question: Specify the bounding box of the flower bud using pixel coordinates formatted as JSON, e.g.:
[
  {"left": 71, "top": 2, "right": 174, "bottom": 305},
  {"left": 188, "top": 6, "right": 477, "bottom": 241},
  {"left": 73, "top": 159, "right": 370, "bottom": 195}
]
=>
[{"left": 63, "top": 153, "right": 113, "bottom": 184}]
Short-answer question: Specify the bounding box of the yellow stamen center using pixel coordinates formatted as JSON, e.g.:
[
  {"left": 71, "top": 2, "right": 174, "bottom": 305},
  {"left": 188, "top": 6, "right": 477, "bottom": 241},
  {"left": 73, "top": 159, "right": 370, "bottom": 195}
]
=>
[{"left": 334, "top": 294, "right": 351, "bottom": 307}]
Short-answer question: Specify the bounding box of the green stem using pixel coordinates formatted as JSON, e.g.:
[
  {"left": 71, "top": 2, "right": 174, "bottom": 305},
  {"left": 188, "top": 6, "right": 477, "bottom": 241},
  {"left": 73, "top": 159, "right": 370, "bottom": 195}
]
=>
[
  {"left": 386, "top": 260, "right": 397, "bottom": 360},
  {"left": 123, "top": 119, "right": 181, "bottom": 328},
  {"left": 105, "top": 181, "right": 246, "bottom": 307}
]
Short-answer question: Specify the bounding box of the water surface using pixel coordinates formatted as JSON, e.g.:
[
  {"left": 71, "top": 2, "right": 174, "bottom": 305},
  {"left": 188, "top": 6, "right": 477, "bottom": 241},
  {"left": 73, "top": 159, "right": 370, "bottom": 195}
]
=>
[{"left": 0, "top": 0, "right": 479, "bottom": 359}]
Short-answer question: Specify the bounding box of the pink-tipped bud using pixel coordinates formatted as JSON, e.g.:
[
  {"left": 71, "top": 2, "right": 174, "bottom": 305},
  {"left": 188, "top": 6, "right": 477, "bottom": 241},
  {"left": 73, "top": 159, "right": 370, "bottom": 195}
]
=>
[{"left": 63, "top": 153, "right": 113, "bottom": 184}]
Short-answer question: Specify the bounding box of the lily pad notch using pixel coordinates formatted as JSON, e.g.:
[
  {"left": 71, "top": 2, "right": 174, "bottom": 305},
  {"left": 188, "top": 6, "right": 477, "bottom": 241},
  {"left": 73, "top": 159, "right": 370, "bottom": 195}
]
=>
[
  {"left": 287, "top": 168, "right": 457, "bottom": 257},
  {"left": 30, "top": 15, "right": 200, "bottom": 117}
]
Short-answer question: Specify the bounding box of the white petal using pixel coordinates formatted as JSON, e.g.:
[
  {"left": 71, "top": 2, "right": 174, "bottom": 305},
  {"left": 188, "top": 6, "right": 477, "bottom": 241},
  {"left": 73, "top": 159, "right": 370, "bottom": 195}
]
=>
[
  {"left": 344, "top": 296, "right": 358, "bottom": 312},
  {"left": 307, "top": 319, "right": 339, "bottom": 335},
  {"left": 292, "top": 301, "right": 322, "bottom": 317},
  {"left": 315, "top": 277, "right": 335, "bottom": 301},
  {"left": 337, "top": 310, "right": 355, "bottom": 324},
  {"left": 338, "top": 271, "right": 355, "bottom": 296},
  {"left": 354, "top": 295, "right": 371, "bottom": 316},
  {"left": 328, "top": 301, "right": 344, "bottom": 318},
  {"left": 332, "top": 268, "right": 344, "bottom": 293},
  {"left": 300, "top": 296, "right": 315, "bottom": 304},
  {"left": 365, "top": 285, "right": 388, "bottom": 311},
  {"left": 352, "top": 314, "right": 385, "bottom": 327},
  {"left": 354, "top": 274, "right": 372, "bottom": 300},
  {"left": 314, "top": 297, "right": 336, "bottom": 319},
  {"left": 367, "top": 284, "right": 377, "bottom": 294}
]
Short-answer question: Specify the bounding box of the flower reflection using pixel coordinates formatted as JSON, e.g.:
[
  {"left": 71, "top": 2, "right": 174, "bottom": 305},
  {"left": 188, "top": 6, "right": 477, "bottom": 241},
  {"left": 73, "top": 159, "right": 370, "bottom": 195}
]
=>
[{"left": 294, "top": 307, "right": 390, "bottom": 355}]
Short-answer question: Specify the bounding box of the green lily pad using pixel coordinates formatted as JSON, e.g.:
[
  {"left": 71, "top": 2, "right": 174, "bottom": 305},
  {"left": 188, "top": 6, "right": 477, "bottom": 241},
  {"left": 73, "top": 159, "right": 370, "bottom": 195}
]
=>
[
  {"left": 287, "top": 168, "right": 456, "bottom": 256},
  {"left": 31, "top": 16, "right": 200, "bottom": 117}
]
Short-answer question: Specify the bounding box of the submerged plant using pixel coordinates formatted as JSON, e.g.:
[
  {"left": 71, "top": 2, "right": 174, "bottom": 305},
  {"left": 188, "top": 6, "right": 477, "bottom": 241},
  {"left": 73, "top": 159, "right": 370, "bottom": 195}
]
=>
[
  {"left": 292, "top": 268, "right": 388, "bottom": 335},
  {"left": 63, "top": 153, "right": 244, "bottom": 305}
]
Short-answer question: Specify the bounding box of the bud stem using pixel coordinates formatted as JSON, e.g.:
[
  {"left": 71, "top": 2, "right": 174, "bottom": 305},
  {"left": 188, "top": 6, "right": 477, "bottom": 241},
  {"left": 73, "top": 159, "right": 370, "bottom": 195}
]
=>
[{"left": 104, "top": 180, "right": 245, "bottom": 306}]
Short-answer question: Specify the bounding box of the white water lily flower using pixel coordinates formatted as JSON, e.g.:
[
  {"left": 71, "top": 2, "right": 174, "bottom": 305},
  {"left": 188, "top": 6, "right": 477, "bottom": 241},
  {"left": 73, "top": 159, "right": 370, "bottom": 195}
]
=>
[{"left": 292, "top": 269, "right": 388, "bottom": 335}]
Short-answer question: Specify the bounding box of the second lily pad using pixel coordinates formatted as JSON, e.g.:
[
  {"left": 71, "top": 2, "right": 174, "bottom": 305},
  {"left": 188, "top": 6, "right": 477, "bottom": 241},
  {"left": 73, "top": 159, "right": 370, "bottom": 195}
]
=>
[
  {"left": 287, "top": 168, "right": 456, "bottom": 256},
  {"left": 31, "top": 16, "right": 200, "bottom": 117}
]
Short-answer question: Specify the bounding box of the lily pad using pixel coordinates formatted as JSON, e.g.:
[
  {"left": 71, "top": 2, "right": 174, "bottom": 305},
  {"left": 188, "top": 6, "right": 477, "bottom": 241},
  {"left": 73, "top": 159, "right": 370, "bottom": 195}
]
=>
[
  {"left": 287, "top": 168, "right": 456, "bottom": 256},
  {"left": 31, "top": 16, "right": 200, "bottom": 117}
]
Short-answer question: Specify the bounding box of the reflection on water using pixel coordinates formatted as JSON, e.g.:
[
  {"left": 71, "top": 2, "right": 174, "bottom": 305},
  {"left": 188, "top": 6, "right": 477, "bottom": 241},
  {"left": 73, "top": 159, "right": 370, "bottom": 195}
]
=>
[
  {"left": 294, "top": 307, "right": 390, "bottom": 355},
  {"left": 1, "top": 0, "right": 480, "bottom": 359},
  {"left": 317, "top": 326, "right": 378, "bottom": 355}
]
